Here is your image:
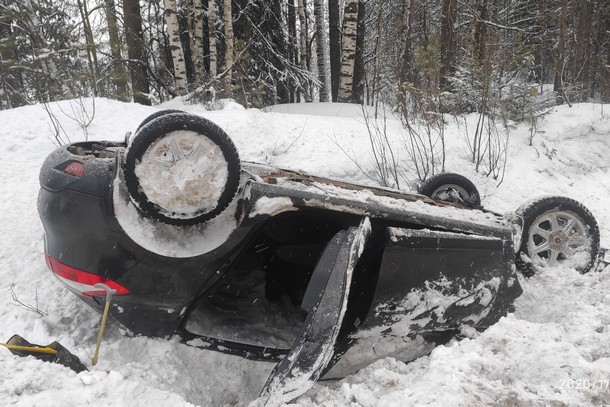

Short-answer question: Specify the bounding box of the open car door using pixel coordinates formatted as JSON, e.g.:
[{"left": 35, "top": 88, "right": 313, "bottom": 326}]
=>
[{"left": 259, "top": 218, "right": 371, "bottom": 404}]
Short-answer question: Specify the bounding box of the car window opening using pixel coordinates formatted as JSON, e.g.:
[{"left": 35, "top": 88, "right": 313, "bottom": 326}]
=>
[{"left": 184, "top": 212, "right": 346, "bottom": 349}]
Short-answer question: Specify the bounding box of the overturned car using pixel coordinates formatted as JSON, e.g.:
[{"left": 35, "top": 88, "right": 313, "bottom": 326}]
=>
[{"left": 38, "top": 111, "right": 601, "bottom": 400}]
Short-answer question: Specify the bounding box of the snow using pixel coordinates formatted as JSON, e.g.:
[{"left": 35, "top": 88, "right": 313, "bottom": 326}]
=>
[
  {"left": 113, "top": 174, "right": 240, "bottom": 258},
  {"left": 134, "top": 129, "right": 230, "bottom": 217},
  {"left": 0, "top": 98, "right": 609, "bottom": 406}
]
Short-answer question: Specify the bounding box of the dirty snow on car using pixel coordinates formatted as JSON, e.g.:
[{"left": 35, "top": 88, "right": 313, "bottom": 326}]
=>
[{"left": 134, "top": 130, "right": 230, "bottom": 216}]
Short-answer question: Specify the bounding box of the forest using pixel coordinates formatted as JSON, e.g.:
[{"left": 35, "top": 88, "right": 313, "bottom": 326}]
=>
[{"left": 1, "top": 0, "right": 608, "bottom": 116}]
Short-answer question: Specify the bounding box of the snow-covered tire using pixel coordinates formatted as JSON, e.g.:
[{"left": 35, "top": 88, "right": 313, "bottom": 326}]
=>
[
  {"left": 516, "top": 196, "right": 600, "bottom": 276},
  {"left": 418, "top": 173, "right": 481, "bottom": 207},
  {"left": 124, "top": 113, "right": 241, "bottom": 226},
  {"left": 135, "top": 109, "right": 187, "bottom": 133}
]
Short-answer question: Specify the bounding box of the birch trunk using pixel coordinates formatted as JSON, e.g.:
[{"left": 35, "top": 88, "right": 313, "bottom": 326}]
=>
[
  {"left": 314, "top": 0, "right": 328, "bottom": 102},
  {"left": 298, "top": 0, "right": 311, "bottom": 101},
  {"left": 208, "top": 0, "right": 217, "bottom": 78},
  {"left": 191, "top": 0, "right": 205, "bottom": 83},
  {"left": 164, "top": 0, "right": 188, "bottom": 95},
  {"left": 337, "top": 0, "right": 358, "bottom": 103},
  {"left": 223, "top": 0, "right": 233, "bottom": 94},
  {"left": 352, "top": 0, "right": 365, "bottom": 104}
]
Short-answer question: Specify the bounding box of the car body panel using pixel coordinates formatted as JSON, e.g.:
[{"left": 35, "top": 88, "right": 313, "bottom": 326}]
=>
[{"left": 324, "top": 227, "right": 518, "bottom": 378}]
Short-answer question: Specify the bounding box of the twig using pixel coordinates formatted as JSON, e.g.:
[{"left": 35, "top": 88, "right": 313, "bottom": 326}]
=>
[{"left": 9, "top": 284, "right": 47, "bottom": 317}]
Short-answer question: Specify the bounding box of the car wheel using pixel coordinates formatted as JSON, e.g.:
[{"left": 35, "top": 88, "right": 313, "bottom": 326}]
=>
[
  {"left": 516, "top": 196, "right": 600, "bottom": 276},
  {"left": 136, "top": 109, "right": 187, "bottom": 132},
  {"left": 124, "top": 112, "right": 241, "bottom": 226},
  {"left": 418, "top": 173, "right": 481, "bottom": 207}
]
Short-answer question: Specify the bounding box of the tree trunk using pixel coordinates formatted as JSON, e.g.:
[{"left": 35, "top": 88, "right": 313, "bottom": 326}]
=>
[
  {"left": 536, "top": 0, "right": 548, "bottom": 85},
  {"left": 352, "top": 0, "right": 365, "bottom": 104},
  {"left": 298, "top": 0, "right": 311, "bottom": 101},
  {"left": 271, "top": 0, "right": 290, "bottom": 103},
  {"left": 397, "top": 0, "right": 412, "bottom": 105},
  {"left": 554, "top": 0, "right": 568, "bottom": 104},
  {"left": 473, "top": 0, "right": 488, "bottom": 67},
  {"left": 191, "top": 0, "right": 205, "bottom": 83},
  {"left": 439, "top": 0, "right": 457, "bottom": 91},
  {"left": 164, "top": 0, "right": 188, "bottom": 95},
  {"left": 337, "top": 0, "right": 358, "bottom": 103},
  {"left": 104, "top": 0, "right": 129, "bottom": 101},
  {"left": 372, "top": 3, "right": 384, "bottom": 109},
  {"left": 123, "top": 0, "right": 151, "bottom": 105},
  {"left": 223, "top": 0, "right": 233, "bottom": 95},
  {"left": 593, "top": 0, "right": 610, "bottom": 102},
  {"left": 328, "top": 0, "right": 341, "bottom": 102},
  {"left": 77, "top": 0, "right": 100, "bottom": 95},
  {"left": 208, "top": 0, "right": 218, "bottom": 79},
  {"left": 314, "top": 0, "right": 328, "bottom": 102},
  {"left": 288, "top": 0, "right": 298, "bottom": 102},
  {"left": 573, "top": 0, "right": 591, "bottom": 101}
]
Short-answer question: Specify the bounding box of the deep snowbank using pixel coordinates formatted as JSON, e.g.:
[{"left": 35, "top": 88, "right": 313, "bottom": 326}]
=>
[{"left": 0, "top": 98, "right": 608, "bottom": 406}]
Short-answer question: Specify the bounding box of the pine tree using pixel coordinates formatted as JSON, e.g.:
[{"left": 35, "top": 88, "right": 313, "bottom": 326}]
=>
[
  {"left": 104, "top": 0, "right": 129, "bottom": 101},
  {"left": 123, "top": 0, "right": 151, "bottom": 105},
  {"left": 222, "top": 0, "right": 233, "bottom": 95},
  {"left": 328, "top": 0, "right": 341, "bottom": 102}
]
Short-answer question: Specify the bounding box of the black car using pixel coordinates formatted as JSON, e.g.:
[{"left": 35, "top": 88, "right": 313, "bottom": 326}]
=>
[{"left": 38, "top": 111, "right": 601, "bottom": 400}]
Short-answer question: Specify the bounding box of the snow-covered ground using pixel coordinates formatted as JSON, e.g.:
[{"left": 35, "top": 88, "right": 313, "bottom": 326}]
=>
[{"left": 0, "top": 98, "right": 609, "bottom": 406}]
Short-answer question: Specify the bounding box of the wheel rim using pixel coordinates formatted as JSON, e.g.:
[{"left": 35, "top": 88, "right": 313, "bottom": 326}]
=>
[
  {"left": 527, "top": 210, "right": 590, "bottom": 268},
  {"left": 431, "top": 184, "right": 470, "bottom": 203},
  {"left": 134, "top": 130, "right": 230, "bottom": 218}
]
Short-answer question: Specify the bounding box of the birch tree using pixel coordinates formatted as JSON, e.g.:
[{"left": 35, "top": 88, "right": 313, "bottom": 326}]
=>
[
  {"left": 314, "top": 0, "right": 328, "bottom": 101},
  {"left": 164, "top": 0, "right": 188, "bottom": 95},
  {"left": 352, "top": 0, "right": 365, "bottom": 103},
  {"left": 338, "top": 0, "right": 359, "bottom": 102}
]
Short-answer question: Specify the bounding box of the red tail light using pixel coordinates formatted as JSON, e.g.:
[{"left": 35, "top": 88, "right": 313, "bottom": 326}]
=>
[
  {"left": 45, "top": 255, "right": 130, "bottom": 298},
  {"left": 64, "top": 162, "right": 84, "bottom": 177}
]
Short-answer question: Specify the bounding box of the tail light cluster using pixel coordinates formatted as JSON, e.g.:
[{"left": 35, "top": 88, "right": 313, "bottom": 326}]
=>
[
  {"left": 63, "top": 161, "right": 84, "bottom": 177},
  {"left": 44, "top": 254, "right": 130, "bottom": 298}
]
